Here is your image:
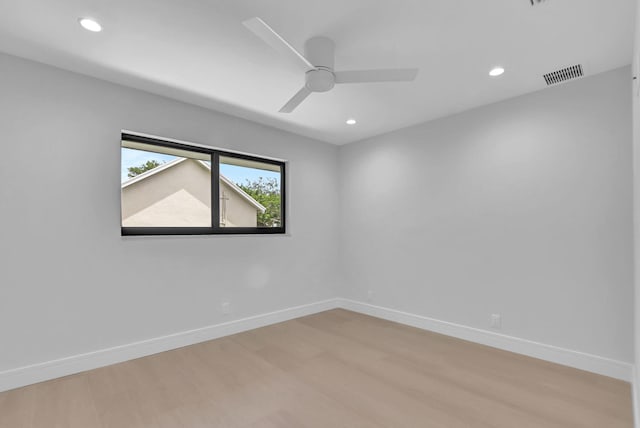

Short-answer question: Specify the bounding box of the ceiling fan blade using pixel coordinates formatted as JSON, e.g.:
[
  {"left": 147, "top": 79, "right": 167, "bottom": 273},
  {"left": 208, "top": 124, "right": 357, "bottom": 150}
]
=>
[
  {"left": 243, "top": 17, "right": 315, "bottom": 72},
  {"left": 279, "top": 87, "right": 312, "bottom": 113},
  {"left": 334, "top": 68, "right": 419, "bottom": 84}
]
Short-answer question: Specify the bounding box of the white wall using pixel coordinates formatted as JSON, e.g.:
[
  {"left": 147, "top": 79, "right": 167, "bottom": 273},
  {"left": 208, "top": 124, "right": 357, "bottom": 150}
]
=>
[
  {"left": 632, "top": 0, "right": 640, "bottom": 420},
  {"left": 339, "top": 67, "right": 634, "bottom": 363},
  {"left": 0, "top": 53, "right": 340, "bottom": 372}
]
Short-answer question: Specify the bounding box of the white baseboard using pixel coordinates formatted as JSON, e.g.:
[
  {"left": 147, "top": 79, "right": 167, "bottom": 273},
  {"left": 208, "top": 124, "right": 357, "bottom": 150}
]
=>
[
  {"left": 1, "top": 297, "right": 633, "bottom": 393},
  {"left": 0, "top": 298, "right": 339, "bottom": 393},
  {"left": 336, "top": 299, "right": 634, "bottom": 382}
]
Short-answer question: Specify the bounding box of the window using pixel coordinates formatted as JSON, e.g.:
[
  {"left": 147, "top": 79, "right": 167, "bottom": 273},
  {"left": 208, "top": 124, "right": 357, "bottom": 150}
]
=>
[{"left": 121, "top": 133, "right": 285, "bottom": 235}]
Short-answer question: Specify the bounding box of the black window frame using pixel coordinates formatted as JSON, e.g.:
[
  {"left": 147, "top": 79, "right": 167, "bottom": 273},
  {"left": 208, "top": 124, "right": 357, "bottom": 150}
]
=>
[{"left": 121, "top": 133, "right": 286, "bottom": 236}]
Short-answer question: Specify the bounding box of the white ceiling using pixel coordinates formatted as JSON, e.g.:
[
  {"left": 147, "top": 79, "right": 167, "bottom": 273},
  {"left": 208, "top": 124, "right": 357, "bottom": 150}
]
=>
[{"left": 0, "top": 0, "right": 634, "bottom": 144}]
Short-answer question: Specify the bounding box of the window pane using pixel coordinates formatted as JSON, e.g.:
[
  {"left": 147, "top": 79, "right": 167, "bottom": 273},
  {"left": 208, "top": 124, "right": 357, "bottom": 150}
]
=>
[
  {"left": 121, "top": 141, "right": 211, "bottom": 227},
  {"left": 219, "top": 156, "right": 282, "bottom": 228}
]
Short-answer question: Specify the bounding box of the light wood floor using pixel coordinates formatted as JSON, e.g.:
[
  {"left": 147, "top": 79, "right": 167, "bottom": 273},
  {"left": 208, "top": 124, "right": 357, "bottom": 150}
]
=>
[{"left": 0, "top": 309, "right": 633, "bottom": 427}]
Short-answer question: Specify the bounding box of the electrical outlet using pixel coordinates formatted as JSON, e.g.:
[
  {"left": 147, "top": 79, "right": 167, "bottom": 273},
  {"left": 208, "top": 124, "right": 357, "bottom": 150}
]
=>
[
  {"left": 367, "top": 290, "right": 374, "bottom": 302},
  {"left": 490, "top": 313, "right": 502, "bottom": 329},
  {"left": 221, "top": 301, "right": 232, "bottom": 315}
]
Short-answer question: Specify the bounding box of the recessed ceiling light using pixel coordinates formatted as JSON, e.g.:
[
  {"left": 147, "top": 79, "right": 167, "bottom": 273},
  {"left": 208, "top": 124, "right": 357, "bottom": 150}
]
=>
[
  {"left": 346, "top": 119, "right": 357, "bottom": 125},
  {"left": 79, "top": 18, "right": 102, "bottom": 32},
  {"left": 489, "top": 67, "right": 505, "bottom": 77}
]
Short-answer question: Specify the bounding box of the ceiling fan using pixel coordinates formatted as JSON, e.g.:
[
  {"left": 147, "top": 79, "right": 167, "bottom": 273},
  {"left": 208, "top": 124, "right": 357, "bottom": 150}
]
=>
[{"left": 243, "top": 17, "right": 419, "bottom": 113}]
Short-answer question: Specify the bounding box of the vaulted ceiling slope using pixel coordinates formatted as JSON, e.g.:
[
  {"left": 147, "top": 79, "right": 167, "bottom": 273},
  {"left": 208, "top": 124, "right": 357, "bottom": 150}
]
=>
[{"left": 0, "top": 0, "right": 633, "bottom": 144}]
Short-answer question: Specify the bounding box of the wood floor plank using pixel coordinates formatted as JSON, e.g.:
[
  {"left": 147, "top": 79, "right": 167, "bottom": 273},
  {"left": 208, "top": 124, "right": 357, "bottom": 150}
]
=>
[
  {"left": 0, "top": 309, "right": 633, "bottom": 427},
  {"left": 293, "top": 352, "right": 481, "bottom": 427},
  {"left": 30, "top": 374, "right": 100, "bottom": 428},
  {"left": 0, "top": 384, "right": 35, "bottom": 428}
]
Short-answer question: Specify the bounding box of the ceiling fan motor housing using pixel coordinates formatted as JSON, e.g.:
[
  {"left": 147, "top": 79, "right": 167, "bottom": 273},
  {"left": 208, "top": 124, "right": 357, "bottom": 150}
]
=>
[
  {"left": 304, "top": 36, "right": 335, "bottom": 92},
  {"left": 306, "top": 68, "right": 334, "bottom": 92}
]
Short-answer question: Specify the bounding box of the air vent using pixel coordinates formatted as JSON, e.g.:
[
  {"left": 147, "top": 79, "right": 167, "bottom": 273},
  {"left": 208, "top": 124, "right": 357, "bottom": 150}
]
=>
[{"left": 543, "top": 64, "right": 584, "bottom": 86}]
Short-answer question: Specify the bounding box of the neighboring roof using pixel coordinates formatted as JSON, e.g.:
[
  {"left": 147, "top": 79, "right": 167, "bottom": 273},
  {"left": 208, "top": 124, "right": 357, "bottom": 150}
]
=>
[
  {"left": 121, "top": 157, "right": 186, "bottom": 188},
  {"left": 121, "top": 157, "right": 266, "bottom": 213}
]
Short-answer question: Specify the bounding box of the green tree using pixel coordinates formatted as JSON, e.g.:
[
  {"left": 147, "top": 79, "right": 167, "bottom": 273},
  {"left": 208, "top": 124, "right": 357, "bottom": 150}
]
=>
[
  {"left": 238, "top": 177, "right": 281, "bottom": 227},
  {"left": 127, "top": 160, "right": 162, "bottom": 178}
]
